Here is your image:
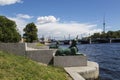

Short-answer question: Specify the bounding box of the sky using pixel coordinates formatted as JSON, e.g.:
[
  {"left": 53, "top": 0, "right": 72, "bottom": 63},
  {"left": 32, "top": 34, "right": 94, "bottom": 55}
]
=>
[{"left": 0, "top": 0, "right": 120, "bottom": 40}]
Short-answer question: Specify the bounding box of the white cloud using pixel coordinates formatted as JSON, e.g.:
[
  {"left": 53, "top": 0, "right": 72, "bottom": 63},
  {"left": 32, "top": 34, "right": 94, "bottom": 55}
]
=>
[
  {"left": 8, "top": 14, "right": 32, "bottom": 35},
  {"left": 37, "top": 16, "right": 59, "bottom": 24},
  {"left": 36, "top": 22, "right": 102, "bottom": 40},
  {"left": 17, "top": 14, "right": 33, "bottom": 19},
  {"left": 0, "top": 0, "right": 22, "bottom": 6},
  {"left": 9, "top": 17, "right": 27, "bottom": 35},
  {"left": 8, "top": 15, "right": 102, "bottom": 39}
]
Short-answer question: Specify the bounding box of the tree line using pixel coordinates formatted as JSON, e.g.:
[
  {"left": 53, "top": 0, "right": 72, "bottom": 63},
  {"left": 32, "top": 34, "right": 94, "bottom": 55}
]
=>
[
  {"left": 89, "top": 31, "right": 120, "bottom": 39},
  {"left": 0, "top": 15, "right": 38, "bottom": 43}
]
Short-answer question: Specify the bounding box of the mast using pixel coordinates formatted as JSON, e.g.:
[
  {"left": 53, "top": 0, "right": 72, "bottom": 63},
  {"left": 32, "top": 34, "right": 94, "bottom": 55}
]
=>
[
  {"left": 103, "top": 15, "right": 106, "bottom": 33},
  {"left": 69, "top": 34, "right": 71, "bottom": 40}
]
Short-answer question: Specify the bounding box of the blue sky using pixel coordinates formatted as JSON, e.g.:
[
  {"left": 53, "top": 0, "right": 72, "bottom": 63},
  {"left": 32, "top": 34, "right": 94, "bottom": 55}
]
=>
[{"left": 0, "top": 0, "right": 120, "bottom": 39}]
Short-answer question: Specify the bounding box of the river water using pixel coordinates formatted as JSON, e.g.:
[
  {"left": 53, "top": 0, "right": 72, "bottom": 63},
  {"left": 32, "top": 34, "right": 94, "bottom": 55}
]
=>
[{"left": 60, "top": 43, "right": 120, "bottom": 80}]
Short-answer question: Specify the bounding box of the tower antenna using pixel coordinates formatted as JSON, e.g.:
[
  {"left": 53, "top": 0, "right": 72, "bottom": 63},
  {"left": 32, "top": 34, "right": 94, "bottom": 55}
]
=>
[{"left": 103, "top": 14, "right": 106, "bottom": 33}]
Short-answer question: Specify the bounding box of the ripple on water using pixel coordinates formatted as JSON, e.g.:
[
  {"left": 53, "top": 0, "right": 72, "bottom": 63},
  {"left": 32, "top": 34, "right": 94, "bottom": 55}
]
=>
[
  {"left": 100, "top": 67, "right": 120, "bottom": 80},
  {"left": 60, "top": 43, "right": 120, "bottom": 80}
]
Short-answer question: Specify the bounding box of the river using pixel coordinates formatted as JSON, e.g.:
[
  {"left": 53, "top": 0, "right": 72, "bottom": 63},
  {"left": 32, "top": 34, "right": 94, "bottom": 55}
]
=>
[{"left": 60, "top": 43, "right": 120, "bottom": 80}]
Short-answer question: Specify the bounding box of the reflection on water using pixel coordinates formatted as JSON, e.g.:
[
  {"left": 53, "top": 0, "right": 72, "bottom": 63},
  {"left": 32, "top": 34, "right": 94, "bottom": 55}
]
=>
[{"left": 60, "top": 43, "right": 120, "bottom": 80}]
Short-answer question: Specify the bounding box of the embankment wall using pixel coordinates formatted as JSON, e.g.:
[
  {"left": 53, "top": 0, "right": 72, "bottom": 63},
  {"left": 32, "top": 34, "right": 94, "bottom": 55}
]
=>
[
  {"left": 0, "top": 43, "right": 25, "bottom": 56},
  {"left": 27, "top": 43, "right": 49, "bottom": 49},
  {"left": 26, "top": 50, "right": 56, "bottom": 64},
  {"left": 0, "top": 43, "right": 56, "bottom": 64}
]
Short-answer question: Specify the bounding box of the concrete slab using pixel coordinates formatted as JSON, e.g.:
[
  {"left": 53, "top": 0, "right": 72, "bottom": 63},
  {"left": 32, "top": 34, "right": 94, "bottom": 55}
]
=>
[{"left": 64, "top": 61, "right": 99, "bottom": 80}]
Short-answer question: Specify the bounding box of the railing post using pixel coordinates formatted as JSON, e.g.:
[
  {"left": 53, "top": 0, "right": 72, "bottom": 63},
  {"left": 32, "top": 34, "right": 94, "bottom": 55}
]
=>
[
  {"left": 110, "top": 39, "right": 112, "bottom": 43},
  {"left": 89, "top": 38, "right": 92, "bottom": 44}
]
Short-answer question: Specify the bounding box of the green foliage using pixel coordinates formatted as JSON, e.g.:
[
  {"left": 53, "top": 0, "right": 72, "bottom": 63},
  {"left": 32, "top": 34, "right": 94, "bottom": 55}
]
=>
[
  {"left": 90, "top": 30, "right": 120, "bottom": 39},
  {"left": 0, "top": 16, "right": 21, "bottom": 42},
  {"left": 90, "top": 33, "right": 101, "bottom": 38},
  {"left": 23, "top": 22, "right": 38, "bottom": 43},
  {"left": 0, "top": 51, "right": 70, "bottom": 80}
]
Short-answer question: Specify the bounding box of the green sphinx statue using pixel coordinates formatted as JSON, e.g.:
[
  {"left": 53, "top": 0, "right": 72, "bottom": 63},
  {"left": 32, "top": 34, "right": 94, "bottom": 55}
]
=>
[
  {"left": 49, "top": 41, "right": 59, "bottom": 49},
  {"left": 55, "top": 39, "right": 79, "bottom": 56}
]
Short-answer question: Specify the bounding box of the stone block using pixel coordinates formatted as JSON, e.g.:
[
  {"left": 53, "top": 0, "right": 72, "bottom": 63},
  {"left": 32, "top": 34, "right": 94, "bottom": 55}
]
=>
[
  {"left": 54, "top": 55, "right": 87, "bottom": 67},
  {"left": 26, "top": 49, "right": 56, "bottom": 64},
  {"left": 0, "top": 43, "right": 25, "bottom": 56}
]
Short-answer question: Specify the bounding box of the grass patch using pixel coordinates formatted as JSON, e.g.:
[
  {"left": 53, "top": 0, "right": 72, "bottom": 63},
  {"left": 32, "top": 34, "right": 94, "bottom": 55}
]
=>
[
  {"left": 36, "top": 43, "right": 45, "bottom": 46},
  {"left": 0, "top": 51, "right": 71, "bottom": 80}
]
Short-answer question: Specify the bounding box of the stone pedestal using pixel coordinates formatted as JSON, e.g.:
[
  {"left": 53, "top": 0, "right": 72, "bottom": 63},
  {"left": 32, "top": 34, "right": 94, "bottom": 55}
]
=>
[{"left": 54, "top": 55, "right": 87, "bottom": 67}]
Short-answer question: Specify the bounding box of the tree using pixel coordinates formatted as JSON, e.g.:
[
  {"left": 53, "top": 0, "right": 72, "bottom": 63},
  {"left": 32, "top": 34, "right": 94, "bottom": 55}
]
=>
[
  {"left": 91, "top": 33, "right": 101, "bottom": 38},
  {"left": 23, "top": 22, "right": 38, "bottom": 42},
  {"left": 89, "top": 30, "right": 120, "bottom": 39},
  {"left": 0, "top": 16, "right": 21, "bottom": 43},
  {"left": 107, "top": 31, "right": 113, "bottom": 38}
]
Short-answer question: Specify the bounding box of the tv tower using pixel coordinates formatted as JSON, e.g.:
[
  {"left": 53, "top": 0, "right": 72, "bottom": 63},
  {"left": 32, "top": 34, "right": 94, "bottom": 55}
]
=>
[{"left": 103, "top": 15, "right": 106, "bottom": 33}]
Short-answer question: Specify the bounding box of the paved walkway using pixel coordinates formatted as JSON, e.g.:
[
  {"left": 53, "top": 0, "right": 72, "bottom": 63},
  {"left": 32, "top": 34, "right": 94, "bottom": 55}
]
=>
[
  {"left": 26, "top": 47, "right": 39, "bottom": 51},
  {"left": 64, "top": 61, "right": 99, "bottom": 80}
]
